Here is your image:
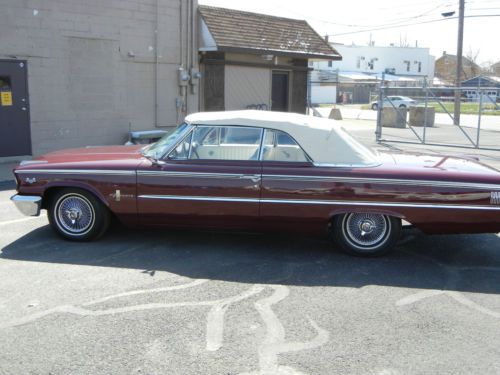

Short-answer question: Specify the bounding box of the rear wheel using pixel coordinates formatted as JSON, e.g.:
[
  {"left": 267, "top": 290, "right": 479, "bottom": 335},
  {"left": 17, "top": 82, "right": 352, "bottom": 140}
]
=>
[
  {"left": 48, "top": 189, "right": 110, "bottom": 241},
  {"left": 399, "top": 104, "right": 407, "bottom": 109},
  {"left": 331, "top": 213, "right": 401, "bottom": 257},
  {"left": 371, "top": 103, "right": 378, "bottom": 110}
]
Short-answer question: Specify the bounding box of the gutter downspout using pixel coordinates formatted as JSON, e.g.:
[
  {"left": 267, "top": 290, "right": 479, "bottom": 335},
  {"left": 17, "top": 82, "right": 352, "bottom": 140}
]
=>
[{"left": 154, "top": 0, "right": 159, "bottom": 127}]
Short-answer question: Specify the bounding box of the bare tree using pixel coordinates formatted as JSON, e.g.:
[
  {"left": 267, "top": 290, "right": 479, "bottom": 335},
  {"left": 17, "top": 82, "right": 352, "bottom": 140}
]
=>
[
  {"left": 465, "top": 47, "right": 480, "bottom": 78},
  {"left": 398, "top": 34, "right": 410, "bottom": 48}
]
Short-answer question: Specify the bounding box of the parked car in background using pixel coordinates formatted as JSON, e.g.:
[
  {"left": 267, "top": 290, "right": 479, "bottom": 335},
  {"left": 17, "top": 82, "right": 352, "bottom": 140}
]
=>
[
  {"left": 11, "top": 111, "right": 500, "bottom": 257},
  {"left": 371, "top": 96, "right": 417, "bottom": 110}
]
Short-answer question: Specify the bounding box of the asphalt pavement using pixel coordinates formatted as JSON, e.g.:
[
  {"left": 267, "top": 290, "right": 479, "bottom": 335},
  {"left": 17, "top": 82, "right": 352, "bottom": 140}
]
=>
[
  {"left": 1, "top": 185, "right": 500, "bottom": 375},
  {"left": 1, "top": 112, "right": 500, "bottom": 374}
]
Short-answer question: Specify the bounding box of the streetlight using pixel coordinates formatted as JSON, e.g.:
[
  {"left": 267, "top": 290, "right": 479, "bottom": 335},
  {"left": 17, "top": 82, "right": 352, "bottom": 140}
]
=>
[{"left": 443, "top": 1, "right": 465, "bottom": 125}]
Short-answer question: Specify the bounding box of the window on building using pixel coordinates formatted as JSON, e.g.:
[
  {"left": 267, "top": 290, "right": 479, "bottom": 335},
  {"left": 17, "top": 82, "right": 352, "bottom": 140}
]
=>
[
  {"left": 418, "top": 62, "right": 422, "bottom": 73},
  {"left": 327, "top": 60, "right": 333, "bottom": 68}
]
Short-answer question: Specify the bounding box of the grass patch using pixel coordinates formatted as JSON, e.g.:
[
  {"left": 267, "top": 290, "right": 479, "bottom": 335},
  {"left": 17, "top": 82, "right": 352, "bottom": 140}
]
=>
[{"left": 359, "top": 102, "right": 500, "bottom": 115}]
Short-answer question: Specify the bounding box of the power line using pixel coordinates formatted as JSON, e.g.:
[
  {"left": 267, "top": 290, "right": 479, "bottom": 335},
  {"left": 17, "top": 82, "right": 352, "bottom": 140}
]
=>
[
  {"left": 326, "top": 14, "right": 500, "bottom": 36},
  {"left": 281, "top": 3, "right": 450, "bottom": 28}
]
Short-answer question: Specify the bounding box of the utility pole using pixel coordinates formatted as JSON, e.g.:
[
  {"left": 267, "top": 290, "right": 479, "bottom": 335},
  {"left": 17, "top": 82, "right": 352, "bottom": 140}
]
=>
[{"left": 454, "top": 0, "right": 465, "bottom": 125}]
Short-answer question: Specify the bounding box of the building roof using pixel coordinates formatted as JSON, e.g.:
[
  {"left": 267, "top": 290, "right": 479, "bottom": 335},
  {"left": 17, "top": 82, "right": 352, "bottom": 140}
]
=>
[
  {"left": 198, "top": 5, "right": 341, "bottom": 60},
  {"left": 436, "top": 53, "right": 479, "bottom": 68},
  {"left": 462, "top": 75, "right": 500, "bottom": 87},
  {"left": 185, "top": 110, "right": 378, "bottom": 166}
]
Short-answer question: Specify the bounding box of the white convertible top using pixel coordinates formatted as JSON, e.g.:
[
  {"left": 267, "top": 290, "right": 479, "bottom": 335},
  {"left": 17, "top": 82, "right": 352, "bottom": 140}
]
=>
[{"left": 185, "top": 110, "right": 379, "bottom": 166}]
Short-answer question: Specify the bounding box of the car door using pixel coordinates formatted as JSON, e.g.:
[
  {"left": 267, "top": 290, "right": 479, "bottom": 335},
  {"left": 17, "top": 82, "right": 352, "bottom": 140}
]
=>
[
  {"left": 259, "top": 128, "right": 322, "bottom": 232},
  {"left": 137, "top": 125, "right": 263, "bottom": 230}
]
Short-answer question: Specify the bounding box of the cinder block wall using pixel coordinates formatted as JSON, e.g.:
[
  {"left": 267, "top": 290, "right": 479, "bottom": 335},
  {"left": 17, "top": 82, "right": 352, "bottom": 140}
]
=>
[{"left": 0, "top": 0, "right": 199, "bottom": 155}]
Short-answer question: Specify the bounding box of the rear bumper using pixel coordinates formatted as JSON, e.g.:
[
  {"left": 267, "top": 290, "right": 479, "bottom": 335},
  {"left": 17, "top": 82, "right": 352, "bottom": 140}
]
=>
[{"left": 10, "top": 194, "right": 42, "bottom": 216}]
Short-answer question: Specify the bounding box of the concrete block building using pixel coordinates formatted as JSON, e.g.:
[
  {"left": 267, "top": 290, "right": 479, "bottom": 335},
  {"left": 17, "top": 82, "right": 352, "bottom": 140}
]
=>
[{"left": 0, "top": 0, "right": 199, "bottom": 157}]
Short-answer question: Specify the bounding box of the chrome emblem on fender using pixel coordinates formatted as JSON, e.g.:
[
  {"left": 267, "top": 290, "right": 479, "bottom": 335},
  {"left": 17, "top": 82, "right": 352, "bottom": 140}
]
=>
[
  {"left": 25, "top": 177, "right": 37, "bottom": 184},
  {"left": 491, "top": 192, "right": 500, "bottom": 205}
]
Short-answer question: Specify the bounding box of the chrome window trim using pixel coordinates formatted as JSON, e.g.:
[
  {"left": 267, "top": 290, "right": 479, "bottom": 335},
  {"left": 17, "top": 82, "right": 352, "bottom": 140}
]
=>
[
  {"left": 15, "top": 169, "right": 135, "bottom": 176},
  {"left": 163, "top": 126, "right": 195, "bottom": 160},
  {"left": 138, "top": 194, "right": 500, "bottom": 211}
]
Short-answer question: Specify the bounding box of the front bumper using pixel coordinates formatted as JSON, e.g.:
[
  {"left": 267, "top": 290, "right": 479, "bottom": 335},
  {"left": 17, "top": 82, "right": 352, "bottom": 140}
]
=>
[{"left": 10, "top": 194, "right": 42, "bottom": 216}]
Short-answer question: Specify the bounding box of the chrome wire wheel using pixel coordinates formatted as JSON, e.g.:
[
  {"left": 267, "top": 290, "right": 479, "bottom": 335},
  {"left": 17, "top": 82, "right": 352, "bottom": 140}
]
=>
[
  {"left": 54, "top": 193, "right": 95, "bottom": 236},
  {"left": 342, "top": 213, "right": 391, "bottom": 251}
]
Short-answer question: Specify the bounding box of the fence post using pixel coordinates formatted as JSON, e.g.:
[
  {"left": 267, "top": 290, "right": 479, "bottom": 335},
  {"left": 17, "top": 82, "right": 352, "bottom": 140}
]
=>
[
  {"left": 476, "top": 77, "right": 482, "bottom": 148},
  {"left": 375, "top": 73, "right": 385, "bottom": 142},
  {"left": 422, "top": 77, "right": 428, "bottom": 144}
]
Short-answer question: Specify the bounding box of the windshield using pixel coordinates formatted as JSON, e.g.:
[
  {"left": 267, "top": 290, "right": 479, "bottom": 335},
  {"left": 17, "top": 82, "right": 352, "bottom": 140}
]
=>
[{"left": 142, "top": 123, "right": 191, "bottom": 159}]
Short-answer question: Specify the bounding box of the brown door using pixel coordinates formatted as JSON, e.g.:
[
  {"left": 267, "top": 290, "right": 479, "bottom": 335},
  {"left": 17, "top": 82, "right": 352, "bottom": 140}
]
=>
[
  {"left": 0, "top": 60, "right": 31, "bottom": 157},
  {"left": 271, "top": 71, "right": 289, "bottom": 112}
]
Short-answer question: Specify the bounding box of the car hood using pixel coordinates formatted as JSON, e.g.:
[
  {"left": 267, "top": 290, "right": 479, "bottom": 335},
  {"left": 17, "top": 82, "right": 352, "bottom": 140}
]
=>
[{"left": 16, "top": 145, "right": 146, "bottom": 170}]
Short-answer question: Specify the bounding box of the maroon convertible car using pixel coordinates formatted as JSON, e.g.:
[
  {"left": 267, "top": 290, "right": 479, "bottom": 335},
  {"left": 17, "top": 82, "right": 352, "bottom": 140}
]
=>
[{"left": 11, "top": 111, "right": 500, "bottom": 256}]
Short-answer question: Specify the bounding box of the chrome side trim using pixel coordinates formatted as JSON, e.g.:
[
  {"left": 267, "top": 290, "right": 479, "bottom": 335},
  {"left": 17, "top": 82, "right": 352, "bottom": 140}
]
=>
[
  {"left": 138, "top": 170, "right": 247, "bottom": 179},
  {"left": 20, "top": 160, "right": 48, "bottom": 166},
  {"left": 139, "top": 195, "right": 258, "bottom": 203},
  {"left": 138, "top": 194, "right": 500, "bottom": 211},
  {"left": 263, "top": 174, "right": 500, "bottom": 191},
  {"left": 10, "top": 194, "right": 42, "bottom": 216},
  {"left": 313, "top": 162, "right": 382, "bottom": 168},
  {"left": 15, "top": 169, "right": 135, "bottom": 176},
  {"left": 138, "top": 170, "right": 261, "bottom": 181}
]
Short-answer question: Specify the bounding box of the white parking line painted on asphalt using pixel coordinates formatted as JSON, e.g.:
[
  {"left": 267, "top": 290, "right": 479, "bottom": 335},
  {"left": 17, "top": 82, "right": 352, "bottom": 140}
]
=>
[
  {"left": 0, "top": 215, "right": 46, "bottom": 226},
  {"left": 83, "top": 279, "right": 209, "bottom": 306},
  {"left": 206, "top": 284, "right": 265, "bottom": 351},
  {"left": 239, "top": 285, "right": 329, "bottom": 375}
]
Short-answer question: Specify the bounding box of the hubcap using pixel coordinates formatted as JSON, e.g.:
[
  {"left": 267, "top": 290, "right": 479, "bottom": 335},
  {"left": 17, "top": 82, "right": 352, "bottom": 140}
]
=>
[
  {"left": 343, "top": 213, "right": 390, "bottom": 250},
  {"left": 56, "top": 194, "right": 94, "bottom": 235}
]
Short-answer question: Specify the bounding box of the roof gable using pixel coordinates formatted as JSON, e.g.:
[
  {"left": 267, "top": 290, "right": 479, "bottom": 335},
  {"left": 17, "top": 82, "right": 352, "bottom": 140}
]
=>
[{"left": 199, "top": 5, "right": 341, "bottom": 59}]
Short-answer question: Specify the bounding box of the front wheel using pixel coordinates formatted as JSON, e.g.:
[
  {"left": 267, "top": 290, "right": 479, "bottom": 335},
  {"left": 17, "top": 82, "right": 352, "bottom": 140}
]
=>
[
  {"left": 331, "top": 213, "right": 401, "bottom": 257},
  {"left": 48, "top": 189, "right": 110, "bottom": 241},
  {"left": 371, "top": 103, "right": 378, "bottom": 110}
]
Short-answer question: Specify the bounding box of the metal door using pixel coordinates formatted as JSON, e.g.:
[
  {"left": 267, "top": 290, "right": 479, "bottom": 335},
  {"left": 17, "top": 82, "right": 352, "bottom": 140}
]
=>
[
  {"left": 271, "top": 71, "right": 289, "bottom": 112},
  {"left": 0, "top": 60, "right": 31, "bottom": 157}
]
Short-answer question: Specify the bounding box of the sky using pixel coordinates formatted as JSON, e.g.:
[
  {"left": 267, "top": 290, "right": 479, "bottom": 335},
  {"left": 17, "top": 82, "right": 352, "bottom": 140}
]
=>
[{"left": 198, "top": 0, "right": 500, "bottom": 66}]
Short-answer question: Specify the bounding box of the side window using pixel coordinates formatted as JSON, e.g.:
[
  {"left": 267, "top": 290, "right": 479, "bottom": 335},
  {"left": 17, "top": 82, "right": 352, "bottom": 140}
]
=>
[
  {"left": 189, "top": 126, "right": 262, "bottom": 161},
  {"left": 262, "top": 129, "right": 309, "bottom": 162}
]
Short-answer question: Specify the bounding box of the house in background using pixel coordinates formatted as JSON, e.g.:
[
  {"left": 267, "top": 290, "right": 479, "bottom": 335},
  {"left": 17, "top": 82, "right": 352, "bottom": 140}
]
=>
[
  {"left": 435, "top": 52, "right": 481, "bottom": 82},
  {"left": 489, "top": 61, "right": 500, "bottom": 76},
  {"left": 461, "top": 76, "right": 500, "bottom": 102},
  {"left": 198, "top": 6, "right": 340, "bottom": 114},
  {"left": 311, "top": 43, "right": 435, "bottom": 104},
  {"left": 0, "top": 0, "right": 199, "bottom": 158}
]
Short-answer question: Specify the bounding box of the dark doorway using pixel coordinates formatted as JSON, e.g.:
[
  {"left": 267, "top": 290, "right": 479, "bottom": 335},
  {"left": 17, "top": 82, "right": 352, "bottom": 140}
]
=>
[
  {"left": 0, "top": 60, "right": 31, "bottom": 157},
  {"left": 271, "top": 71, "right": 289, "bottom": 112}
]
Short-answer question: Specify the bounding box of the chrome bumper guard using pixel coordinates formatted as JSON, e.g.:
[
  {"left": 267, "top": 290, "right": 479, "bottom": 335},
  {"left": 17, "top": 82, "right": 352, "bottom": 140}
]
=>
[{"left": 10, "top": 194, "right": 42, "bottom": 216}]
